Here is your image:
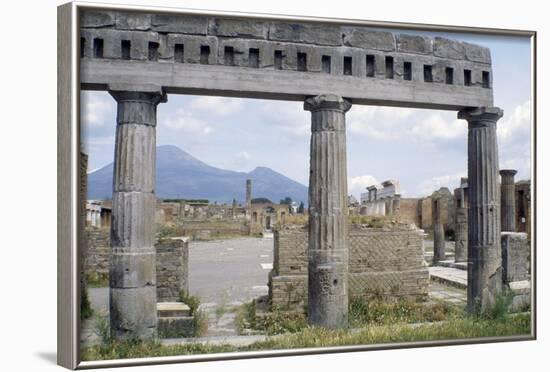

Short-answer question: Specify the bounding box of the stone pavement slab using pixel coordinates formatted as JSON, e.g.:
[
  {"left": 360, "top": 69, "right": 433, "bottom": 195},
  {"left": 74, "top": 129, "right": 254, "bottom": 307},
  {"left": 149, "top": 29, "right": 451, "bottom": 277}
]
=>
[{"left": 429, "top": 266, "right": 467, "bottom": 289}]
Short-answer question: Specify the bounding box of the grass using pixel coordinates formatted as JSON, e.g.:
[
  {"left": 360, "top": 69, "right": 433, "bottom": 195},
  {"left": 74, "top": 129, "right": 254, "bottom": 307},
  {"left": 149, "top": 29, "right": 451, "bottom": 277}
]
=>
[
  {"left": 81, "top": 312, "right": 530, "bottom": 361},
  {"left": 80, "top": 285, "right": 94, "bottom": 320},
  {"left": 178, "top": 290, "right": 208, "bottom": 337},
  {"left": 237, "top": 301, "right": 307, "bottom": 335},
  {"left": 86, "top": 272, "right": 109, "bottom": 288}
]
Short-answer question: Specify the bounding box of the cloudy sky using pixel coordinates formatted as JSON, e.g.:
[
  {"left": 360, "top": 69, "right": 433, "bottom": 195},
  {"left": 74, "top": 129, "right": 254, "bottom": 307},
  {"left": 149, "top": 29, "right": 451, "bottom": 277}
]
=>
[{"left": 81, "top": 29, "right": 532, "bottom": 200}]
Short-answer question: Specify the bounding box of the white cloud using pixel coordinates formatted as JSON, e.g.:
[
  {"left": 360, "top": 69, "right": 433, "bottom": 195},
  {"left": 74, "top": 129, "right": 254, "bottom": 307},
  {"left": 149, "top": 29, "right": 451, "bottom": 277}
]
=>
[
  {"left": 256, "top": 100, "right": 309, "bottom": 139},
  {"left": 348, "top": 175, "right": 378, "bottom": 200},
  {"left": 233, "top": 151, "right": 251, "bottom": 170},
  {"left": 161, "top": 108, "right": 213, "bottom": 135},
  {"left": 81, "top": 92, "right": 114, "bottom": 127},
  {"left": 416, "top": 172, "right": 466, "bottom": 197},
  {"left": 411, "top": 114, "right": 467, "bottom": 140},
  {"left": 498, "top": 101, "right": 531, "bottom": 144},
  {"left": 188, "top": 96, "right": 245, "bottom": 116}
]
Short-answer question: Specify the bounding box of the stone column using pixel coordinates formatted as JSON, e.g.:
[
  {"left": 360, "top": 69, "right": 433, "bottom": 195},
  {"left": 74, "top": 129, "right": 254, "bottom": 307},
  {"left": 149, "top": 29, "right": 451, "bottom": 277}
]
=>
[
  {"left": 458, "top": 107, "right": 503, "bottom": 313},
  {"left": 454, "top": 206, "right": 468, "bottom": 263},
  {"left": 392, "top": 194, "right": 401, "bottom": 217},
  {"left": 109, "top": 86, "right": 167, "bottom": 340},
  {"left": 246, "top": 179, "right": 252, "bottom": 220},
  {"left": 500, "top": 169, "right": 517, "bottom": 232},
  {"left": 432, "top": 195, "right": 446, "bottom": 263},
  {"left": 305, "top": 94, "right": 351, "bottom": 328}
]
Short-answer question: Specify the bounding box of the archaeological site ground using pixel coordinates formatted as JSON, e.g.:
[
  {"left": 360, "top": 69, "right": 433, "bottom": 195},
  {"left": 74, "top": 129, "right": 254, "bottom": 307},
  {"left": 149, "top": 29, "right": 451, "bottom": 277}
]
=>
[{"left": 74, "top": 6, "right": 533, "bottom": 363}]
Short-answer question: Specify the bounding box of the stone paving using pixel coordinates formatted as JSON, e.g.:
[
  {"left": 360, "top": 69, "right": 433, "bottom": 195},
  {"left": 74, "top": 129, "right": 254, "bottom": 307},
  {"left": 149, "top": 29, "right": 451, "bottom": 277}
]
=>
[{"left": 429, "top": 266, "right": 467, "bottom": 289}]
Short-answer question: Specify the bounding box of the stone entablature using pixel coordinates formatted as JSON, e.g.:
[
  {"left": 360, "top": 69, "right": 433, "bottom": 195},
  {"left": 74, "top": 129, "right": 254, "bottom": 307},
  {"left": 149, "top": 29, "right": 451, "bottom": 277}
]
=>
[
  {"left": 80, "top": 10, "right": 493, "bottom": 110},
  {"left": 360, "top": 180, "right": 400, "bottom": 217},
  {"left": 269, "top": 224, "right": 429, "bottom": 311}
]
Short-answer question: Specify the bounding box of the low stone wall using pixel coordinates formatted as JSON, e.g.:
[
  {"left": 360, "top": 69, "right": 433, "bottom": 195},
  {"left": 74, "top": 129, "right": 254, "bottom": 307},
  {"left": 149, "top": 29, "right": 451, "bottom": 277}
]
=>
[
  {"left": 181, "top": 220, "right": 249, "bottom": 240},
  {"left": 501, "top": 232, "right": 530, "bottom": 283},
  {"left": 156, "top": 238, "right": 189, "bottom": 302},
  {"left": 83, "top": 227, "right": 110, "bottom": 279},
  {"left": 269, "top": 224, "right": 429, "bottom": 311}
]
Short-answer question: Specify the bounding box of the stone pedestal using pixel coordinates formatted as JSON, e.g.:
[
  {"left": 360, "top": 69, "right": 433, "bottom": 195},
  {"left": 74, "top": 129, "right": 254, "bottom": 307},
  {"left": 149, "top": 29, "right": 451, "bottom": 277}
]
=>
[
  {"left": 392, "top": 194, "right": 401, "bottom": 218},
  {"left": 109, "top": 86, "right": 166, "bottom": 340},
  {"left": 458, "top": 107, "right": 503, "bottom": 313},
  {"left": 304, "top": 94, "right": 351, "bottom": 328},
  {"left": 500, "top": 169, "right": 517, "bottom": 232},
  {"left": 432, "top": 196, "right": 445, "bottom": 263}
]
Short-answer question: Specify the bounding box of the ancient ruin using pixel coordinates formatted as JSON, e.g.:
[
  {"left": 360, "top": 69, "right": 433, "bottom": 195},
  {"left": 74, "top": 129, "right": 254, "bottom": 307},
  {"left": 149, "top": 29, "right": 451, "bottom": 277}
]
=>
[{"left": 79, "top": 8, "right": 524, "bottom": 338}]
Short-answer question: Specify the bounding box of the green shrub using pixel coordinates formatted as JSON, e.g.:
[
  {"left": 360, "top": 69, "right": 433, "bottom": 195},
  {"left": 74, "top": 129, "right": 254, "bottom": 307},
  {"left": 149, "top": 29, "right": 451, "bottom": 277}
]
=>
[
  {"left": 80, "top": 286, "right": 93, "bottom": 320},
  {"left": 178, "top": 290, "right": 201, "bottom": 315}
]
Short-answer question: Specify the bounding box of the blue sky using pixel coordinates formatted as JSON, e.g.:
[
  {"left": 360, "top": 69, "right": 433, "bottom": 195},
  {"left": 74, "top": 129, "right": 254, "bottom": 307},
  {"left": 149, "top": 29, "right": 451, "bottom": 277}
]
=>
[{"left": 81, "top": 29, "right": 531, "bottom": 199}]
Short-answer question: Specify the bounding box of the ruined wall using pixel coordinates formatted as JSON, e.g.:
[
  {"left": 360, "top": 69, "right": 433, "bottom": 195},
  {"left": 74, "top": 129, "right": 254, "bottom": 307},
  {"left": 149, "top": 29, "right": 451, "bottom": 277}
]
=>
[
  {"left": 181, "top": 220, "right": 249, "bottom": 240},
  {"left": 269, "top": 225, "right": 429, "bottom": 311},
  {"left": 398, "top": 198, "right": 421, "bottom": 226},
  {"left": 156, "top": 238, "right": 189, "bottom": 302},
  {"left": 501, "top": 232, "right": 530, "bottom": 284},
  {"left": 83, "top": 227, "right": 110, "bottom": 279}
]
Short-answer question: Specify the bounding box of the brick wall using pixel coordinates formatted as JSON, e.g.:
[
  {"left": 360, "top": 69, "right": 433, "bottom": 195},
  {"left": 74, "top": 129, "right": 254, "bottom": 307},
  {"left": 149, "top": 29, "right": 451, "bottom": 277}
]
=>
[
  {"left": 83, "top": 227, "right": 110, "bottom": 278},
  {"left": 156, "top": 238, "right": 189, "bottom": 302},
  {"left": 269, "top": 224, "right": 429, "bottom": 311},
  {"left": 398, "top": 198, "right": 421, "bottom": 226}
]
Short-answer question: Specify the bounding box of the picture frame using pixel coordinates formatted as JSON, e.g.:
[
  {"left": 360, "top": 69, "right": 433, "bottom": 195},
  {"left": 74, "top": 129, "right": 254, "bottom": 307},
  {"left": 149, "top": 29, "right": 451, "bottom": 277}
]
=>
[{"left": 57, "top": 1, "right": 536, "bottom": 369}]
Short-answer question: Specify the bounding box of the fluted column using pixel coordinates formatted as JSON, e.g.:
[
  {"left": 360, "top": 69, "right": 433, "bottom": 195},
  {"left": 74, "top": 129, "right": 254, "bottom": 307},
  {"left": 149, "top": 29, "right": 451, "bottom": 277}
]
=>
[
  {"left": 500, "top": 169, "right": 517, "bottom": 232},
  {"left": 109, "top": 86, "right": 166, "bottom": 340},
  {"left": 304, "top": 94, "right": 351, "bottom": 328},
  {"left": 458, "top": 107, "right": 503, "bottom": 313},
  {"left": 432, "top": 195, "right": 446, "bottom": 263}
]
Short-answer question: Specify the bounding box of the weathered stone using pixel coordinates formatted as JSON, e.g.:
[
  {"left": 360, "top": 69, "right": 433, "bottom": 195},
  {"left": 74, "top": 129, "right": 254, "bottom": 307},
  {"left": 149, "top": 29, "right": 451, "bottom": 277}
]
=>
[
  {"left": 110, "top": 287, "right": 157, "bottom": 339},
  {"left": 158, "top": 315, "right": 195, "bottom": 338},
  {"left": 454, "top": 207, "right": 468, "bottom": 262},
  {"left": 464, "top": 41, "right": 491, "bottom": 64},
  {"left": 151, "top": 14, "right": 208, "bottom": 34},
  {"left": 434, "top": 37, "right": 466, "bottom": 60},
  {"left": 108, "top": 87, "right": 167, "bottom": 340},
  {"left": 156, "top": 238, "right": 189, "bottom": 302},
  {"left": 305, "top": 95, "right": 351, "bottom": 328},
  {"left": 500, "top": 169, "right": 517, "bottom": 232},
  {"left": 269, "top": 22, "right": 342, "bottom": 46},
  {"left": 458, "top": 106, "right": 503, "bottom": 314},
  {"left": 396, "top": 34, "right": 432, "bottom": 54},
  {"left": 432, "top": 193, "right": 446, "bottom": 263},
  {"left": 269, "top": 225, "right": 430, "bottom": 311},
  {"left": 209, "top": 18, "right": 268, "bottom": 39},
  {"left": 115, "top": 13, "right": 151, "bottom": 30},
  {"left": 343, "top": 29, "right": 395, "bottom": 51},
  {"left": 81, "top": 11, "right": 115, "bottom": 28},
  {"left": 501, "top": 232, "right": 530, "bottom": 283}
]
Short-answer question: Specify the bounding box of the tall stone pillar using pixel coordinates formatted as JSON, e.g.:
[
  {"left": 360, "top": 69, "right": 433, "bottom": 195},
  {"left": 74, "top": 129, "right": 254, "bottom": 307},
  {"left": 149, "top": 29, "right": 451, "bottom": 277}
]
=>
[
  {"left": 246, "top": 179, "right": 252, "bottom": 220},
  {"left": 305, "top": 94, "right": 351, "bottom": 328},
  {"left": 500, "top": 169, "right": 517, "bottom": 232},
  {"left": 458, "top": 107, "right": 503, "bottom": 313},
  {"left": 454, "top": 187, "right": 468, "bottom": 263},
  {"left": 109, "top": 86, "right": 166, "bottom": 340},
  {"left": 432, "top": 195, "right": 446, "bottom": 263}
]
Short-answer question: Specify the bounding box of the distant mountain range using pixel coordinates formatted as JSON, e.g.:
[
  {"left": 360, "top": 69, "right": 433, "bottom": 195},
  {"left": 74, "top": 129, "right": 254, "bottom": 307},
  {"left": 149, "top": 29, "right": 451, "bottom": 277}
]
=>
[{"left": 87, "top": 145, "right": 308, "bottom": 204}]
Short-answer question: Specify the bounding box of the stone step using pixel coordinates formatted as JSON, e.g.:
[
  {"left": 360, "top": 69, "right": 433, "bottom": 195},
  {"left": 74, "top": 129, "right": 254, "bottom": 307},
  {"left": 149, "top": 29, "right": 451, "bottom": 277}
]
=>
[
  {"left": 429, "top": 266, "right": 467, "bottom": 289},
  {"left": 157, "top": 302, "right": 191, "bottom": 317},
  {"left": 158, "top": 316, "right": 195, "bottom": 338},
  {"left": 434, "top": 260, "right": 467, "bottom": 271}
]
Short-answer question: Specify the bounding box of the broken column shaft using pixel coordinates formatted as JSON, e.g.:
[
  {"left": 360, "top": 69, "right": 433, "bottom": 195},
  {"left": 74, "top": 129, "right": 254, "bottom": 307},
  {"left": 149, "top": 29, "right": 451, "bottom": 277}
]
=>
[
  {"left": 305, "top": 94, "right": 351, "bottom": 329},
  {"left": 109, "top": 87, "right": 166, "bottom": 340},
  {"left": 500, "top": 169, "right": 517, "bottom": 232},
  {"left": 459, "top": 107, "right": 503, "bottom": 313},
  {"left": 432, "top": 195, "right": 446, "bottom": 263}
]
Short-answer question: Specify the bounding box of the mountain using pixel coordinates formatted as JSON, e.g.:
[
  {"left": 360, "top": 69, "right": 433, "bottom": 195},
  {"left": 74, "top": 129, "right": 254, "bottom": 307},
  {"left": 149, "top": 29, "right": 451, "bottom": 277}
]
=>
[{"left": 87, "top": 145, "right": 308, "bottom": 204}]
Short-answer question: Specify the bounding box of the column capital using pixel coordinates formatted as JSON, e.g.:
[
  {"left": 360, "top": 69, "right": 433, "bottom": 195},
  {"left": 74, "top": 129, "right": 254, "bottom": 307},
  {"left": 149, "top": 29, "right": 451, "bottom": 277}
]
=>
[
  {"left": 108, "top": 84, "right": 167, "bottom": 105},
  {"left": 457, "top": 106, "right": 503, "bottom": 127},
  {"left": 304, "top": 94, "right": 352, "bottom": 113},
  {"left": 499, "top": 169, "right": 517, "bottom": 178}
]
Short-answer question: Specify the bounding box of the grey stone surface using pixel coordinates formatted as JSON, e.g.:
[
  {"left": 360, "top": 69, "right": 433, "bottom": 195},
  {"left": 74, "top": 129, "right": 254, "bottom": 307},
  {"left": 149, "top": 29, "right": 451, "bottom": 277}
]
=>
[
  {"left": 209, "top": 18, "right": 268, "bottom": 39},
  {"left": 108, "top": 88, "right": 166, "bottom": 340},
  {"left": 434, "top": 37, "right": 465, "bottom": 60},
  {"left": 343, "top": 28, "right": 395, "bottom": 51},
  {"left": 305, "top": 94, "right": 351, "bottom": 329},
  {"left": 500, "top": 169, "right": 517, "bottom": 232},
  {"left": 454, "top": 207, "right": 468, "bottom": 262},
  {"left": 501, "top": 232, "right": 530, "bottom": 283},
  {"left": 464, "top": 41, "right": 492, "bottom": 64},
  {"left": 396, "top": 34, "right": 432, "bottom": 54},
  {"left": 269, "top": 22, "right": 342, "bottom": 46},
  {"left": 115, "top": 12, "right": 151, "bottom": 30},
  {"left": 151, "top": 14, "right": 208, "bottom": 34},
  {"left": 81, "top": 10, "right": 115, "bottom": 28},
  {"left": 458, "top": 107, "right": 503, "bottom": 313}
]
